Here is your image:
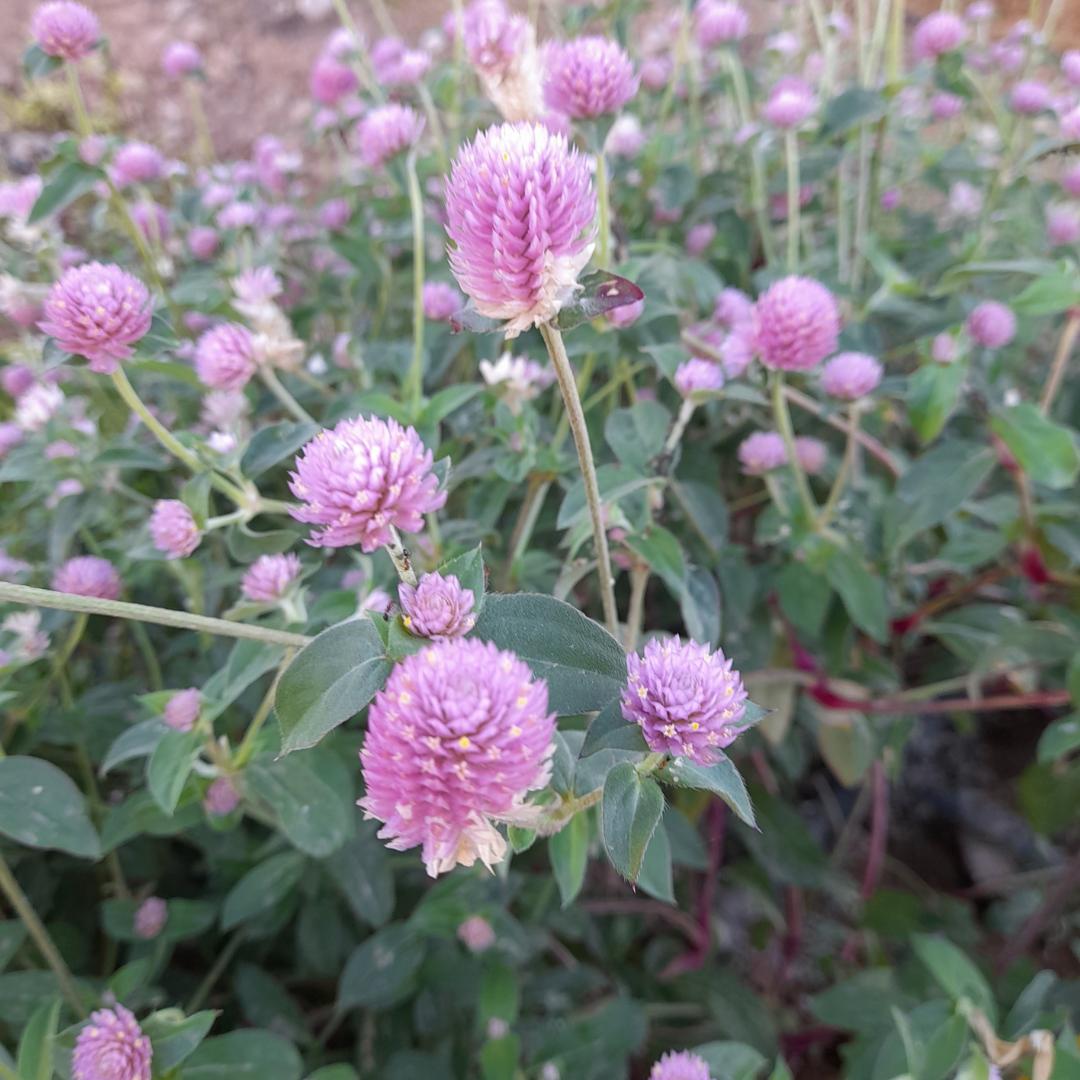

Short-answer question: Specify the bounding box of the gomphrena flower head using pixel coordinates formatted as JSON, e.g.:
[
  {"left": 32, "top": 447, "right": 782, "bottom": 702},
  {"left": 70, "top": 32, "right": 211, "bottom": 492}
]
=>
[
  {"left": 163, "top": 687, "right": 200, "bottom": 732},
  {"left": 31, "top": 1, "right": 100, "bottom": 61},
  {"left": 674, "top": 358, "right": 723, "bottom": 397},
  {"left": 241, "top": 553, "right": 302, "bottom": 602},
  {"left": 1061, "top": 161, "right": 1080, "bottom": 198},
  {"left": 694, "top": 0, "right": 749, "bottom": 47},
  {"left": 1063, "top": 49, "right": 1080, "bottom": 87},
  {"left": 543, "top": 35, "right": 638, "bottom": 119},
  {"left": 111, "top": 142, "right": 166, "bottom": 187},
  {"left": 149, "top": 499, "right": 201, "bottom": 559},
  {"left": 134, "top": 896, "right": 167, "bottom": 939},
  {"left": 289, "top": 415, "right": 446, "bottom": 551},
  {"left": 310, "top": 50, "right": 358, "bottom": 105},
  {"left": 753, "top": 275, "right": 840, "bottom": 372},
  {"left": 52, "top": 556, "right": 121, "bottom": 600},
  {"left": 399, "top": 571, "right": 477, "bottom": 640},
  {"left": 1047, "top": 204, "right": 1080, "bottom": 247},
  {"left": 795, "top": 436, "right": 827, "bottom": 474},
  {"left": 821, "top": 351, "right": 882, "bottom": 400},
  {"left": 932, "top": 333, "right": 958, "bottom": 363},
  {"left": 161, "top": 40, "right": 201, "bottom": 78},
  {"left": 762, "top": 79, "right": 816, "bottom": 128},
  {"left": 194, "top": 323, "right": 257, "bottom": 391},
  {"left": 423, "top": 281, "right": 463, "bottom": 321},
  {"left": 187, "top": 225, "right": 219, "bottom": 260},
  {"left": 714, "top": 287, "right": 753, "bottom": 328},
  {"left": 622, "top": 636, "right": 748, "bottom": 764},
  {"left": 457, "top": 915, "right": 496, "bottom": 952},
  {"left": 360, "top": 639, "right": 555, "bottom": 876},
  {"left": 738, "top": 431, "right": 787, "bottom": 474},
  {"left": 39, "top": 262, "right": 152, "bottom": 374},
  {"left": 72, "top": 1005, "right": 152, "bottom": 1080},
  {"left": 464, "top": 0, "right": 529, "bottom": 75},
  {"left": 967, "top": 301, "right": 1016, "bottom": 349},
  {"left": 445, "top": 121, "right": 596, "bottom": 336},
  {"left": 204, "top": 775, "right": 240, "bottom": 816},
  {"left": 355, "top": 103, "right": 425, "bottom": 169},
  {"left": 649, "top": 1050, "right": 712, "bottom": 1080},
  {"left": 1009, "top": 79, "right": 1051, "bottom": 115},
  {"left": 911, "top": 11, "right": 967, "bottom": 61}
]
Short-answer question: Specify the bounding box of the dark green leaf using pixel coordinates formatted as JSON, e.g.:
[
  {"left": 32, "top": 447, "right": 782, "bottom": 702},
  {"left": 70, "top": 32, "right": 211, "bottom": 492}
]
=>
[
  {"left": 147, "top": 730, "right": 202, "bottom": 815},
  {"left": 0, "top": 757, "right": 100, "bottom": 858},
  {"left": 636, "top": 818, "right": 674, "bottom": 903},
  {"left": 990, "top": 404, "right": 1079, "bottom": 491},
  {"left": 824, "top": 546, "right": 889, "bottom": 643},
  {"left": 665, "top": 753, "right": 756, "bottom": 828},
  {"left": 821, "top": 88, "right": 886, "bottom": 136},
  {"left": 908, "top": 362, "right": 966, "bottom": 444},
  {"left": 16, "top": 997, "right": 59, "bottom": 1080},
  {"left": 221, "top": 853, "right": 305, "bottom": 930},
  {"left": 323, "top": 826, "right": 395, "bottom": 928},
  {"left": 1012, "top": 273, "right": 1080, "bottom": 316},
  {"left": 143, "top": 1010, "right": 218, "bottom": 1072},
  {"left": 601, "top": 763, "right": 664, "bottom": 883},
  {"left": 241, "top": 422, "right": 318, "bottom": 479},
  {"left": 438, "top": 544, "right": 485, "bottom": 612},
  {"left": 28, "top": 162, "right": 100, "bottom": 224},
  {"left": 604, "top": 402, "right": 671, "bottom": 470},
  {"left": 580, "top": 701, "right": 649, "bottom": 758},
  {"left": 549, "top": 810, "right": 589, "bottom": 907},
  {"left": 912, "top": 934, "right": 996, "bottom": 1023},
  {"left": 338, "top": 924, "right": 426, "bottom": 1011},
  {"left": 180, "top": 1030, "right": 301, "bottom": 1080}
]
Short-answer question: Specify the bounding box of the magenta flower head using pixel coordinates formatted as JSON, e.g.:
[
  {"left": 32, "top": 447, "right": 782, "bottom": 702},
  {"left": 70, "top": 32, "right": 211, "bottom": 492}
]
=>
[
  {"left": 111, "top": 142, "right": 166, "bottom": 187},
  {"left": 445, "top": 121, "right": 596, "bottom": 336},
  {"left": 1009, "top": 79, "right": 1051, "bottom": 115},
  {"left": 543, "top": 35, "right": 638, "bottom": 120},
  {"left": 464, "top": 0, "right": 529, "bottom": 75},
  {"left": 359, "top": 638, "right": 556, "bottom": 876},
  {"left": 289, "top": 415, "right": 446, "bottom": 551},
  {"left": 911, "top": 11, "right": 967, "bottom": 61},
  {"left": 204, "top": 775, "right": 240, "bottom": 816},
  {"left": 695, "top": 0, "right": 749, "bottom": 47},
  {"left": 753, "top": 276, "right": 840, "bottom": 372},
  {"left": 241, "top": 553, "right": 302, "bottom": 602},
  {"left": 149, "top": 499, "right": 201, "bottom": 559},
  {"left": 932, "top": 332, "right": 958, "bottom": 363},
  {"left": 720, "top": 322, "right": 755, "bottom": 378},
  {"left": 674, "top": 358, "right": 723, "bottom": 397},
  {"left": 795, "top": 436, "right": 827, "bottom": 474},
  {"left": 399, "top": 571, "right": 477, "bottom": 640},
  {"left": 821, "top": 351, "right": 882, "bottom": 400},
  {"left": 133, "top": 896, "right": 167, "bottom": 939},
  {"left": 187, "top": 225, "right": 219, "bottom": 260},
  {"left": 161, "top": 40, "right": 201, "bottom": 79},
  {"left": 1047, "top": 204, "right": 1080, "bottom": 246},
  {"left": 310, "top": 51, "right": 358, "bottom": 105},
  {"left": 457, "top": 914, "right": 496, "bottom": 953},
  {"left": 686, "top": 222, "right": 716, "bottom": 256},
  {"left": 1063, "top": 50, "right": 1080, "bottom": 87},
  {"left": 52, "top": 556, "right": 121, "bottom": 599},
  {"left": 163, "top": 687, "right": 200, "bottom": 732},
  {"left": 967, "top": 301, "right": 1016, "bottom": 348},
  {"left": 650, "top": 1050, "right": 712, "bottom": 1080},
  {"left": 356, "top": 104, "right": 424, "bottom": 169},
  {"left": 762, "top": 79, "right": 816, "bottom": 128},
  {"left": 194, "top": 323, "right": 257, "bottom": 391},
  {"left": 72, "top": 1005, "right": 152, "bottom": 1080},
  {"left": 423, "top": 281, "right": 463, "bottom": 321},
  {"left": 31, "top": 1, "right": 99, "bottom": 61},
  {"left": 738, "top": 431, "right": 787, "bottom": 474},
  {"left": 1061, "top": 162, "right": 1080, "bottom": 198},
  {"left": 39, "top": 263, "right": 152, "bottom": 374},
  {"left": 622, "top": 636, "right": 748, "bottom": 764},
  {"left": 714, "top": 287, "right": 753, "bottom": 328},
  {"left": 930, "top": 91, "right": 964, "bottom": 120},
  {"left": 1061, "top": 106, "right": 1080, "bottom": 143}
]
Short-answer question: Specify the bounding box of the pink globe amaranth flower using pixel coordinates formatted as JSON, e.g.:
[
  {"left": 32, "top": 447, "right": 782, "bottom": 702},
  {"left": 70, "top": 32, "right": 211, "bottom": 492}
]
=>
[
  {"left": 0, "top": 423, "right": 24, "bottom": 458},
  {"left": 162, "top": 40, "right": 201, "bottom": 78},
  {"left": 111, "top": 142, "right": 165, "bottom": 187},
  {"left": 289, "top": 415, "right": 446, "bottom": 551},
  {"left": 194, "top": 323, "right": 257, "bottom": 391},
  {"left": 45, "top": 440, "right": 78, "bottom": 460},
  {"left": 399, "top": 571, "right": 477, "bottom": 640},
  {"left": 753, "top": 275, "right": 840, "bottom": 372},
  {"left": 674, "top": 358, "right": 723, "bottom": 397},
  {"left": 31, "top": 1, "right": 99, "bottom": 61},
  {"left": 356, "top": 104, "right": 424, "bottom": 169},
  {"left": 370, "top": 35, "right": 405, "bottom": 81},
  {"left": 714, "top": 287, "right": 753, "bottom": 328},
  {"left": 1047, "top": 204, "right": 1080, "bottom": 246},
  {"left": 72, "top": 1005, "right": 152, "bottom": 1080},
  {"left": 150, "top": 499, "right": 201, "bottom": 559},
  {"left": 640, "top": 56, "right": 671, "bottom": 91},
  {"left": 457, "top": 915, "right": 496, "bottom": 952},
  {"left": 1061, "top": 162, "right": 1080, "bottom": 198},
  {"left": 216, "top": 201, "right": 259, "bottom": 230},
  {"left": 650, "top": 1050, "right": 711, "bottom": 1080},
  {"left": 1061, "top": 106, "right": 1080, "bottom": 142},
  {"left": 464, "top": 0, "right": 530, "bottom": 76},
  {"left": 967, "top": 301, "right": 1016, "bottom": 348},
  {"left": 880, "top": 187, "right": 901, "bottom": 211},
  {"left": 606, "top": 114, "right": 645, "bottom": 158},
  {"left": 163, "top": 687, "right": 200, "bottom": 732},
  {"left": 966, "top": 1, "right": 994, "bottom": 21},
  {"left": 187, "top": 225, "right": 219, "bottom": 260},
  {"left": 930, "top": 91, "right": 964, "bottom": 120},
  {"left": 607, "top": 296, "right": 645, "bottom": 328},
  {"left": 0, "top": 176, "right": 43, "bottom": 222},
  {"left": 821, "top": 351, "right": 882, "bottom": 400},
  {"left": 134, "top": 896, "right": 167, "bottom": 939},
  {"left": 795, "top": 436, "right": 827, "bottom": 474},
  {"left": 911, "top": 11, "right": 967, "bottom": 61},
  {"left": 1009, "top": 79, "right": 1051, "bottom": 115},
  {"left": 445, "top": 121, "right": 596, "bottom": 336},
  {"left": 204, "top": 775, "right": 240, "bottom": 816},
  {"left": 2, "top": 365, "right": 36, "bottom": 399},
  {"left": 762, "top": 80, "right": 816, "bottom": 128},
  {"left": 738, "top": 431, "right": 787, "bottom": 474},
  {"left": 1063, "top": 50, "right": 1080, "bottom": 87},
  {"left": 720, "top": 321, "right": 755, "bottom": 378},
  {"left": 543, "top": 35, "right": 638, "bottom": 119},
  {"left": 622, "top": 636, "right": 748, "bottom": 764},
  {"left": 241, "top": 553, "right": 302, "bottom": 602},
  {"left": 423, "top": 281, "right": 463, "bottom": 321},
  {"left": 359, "top": 638, "right": 556, "bottom": 877},
  {"left": 319, "top": 197, "right": 350, "bottom": 231},
  {"left": 131, "top": 200, "right": 169, "bottom": 243},
  {"left": 695, "top": 0, "right": 749, "bottom": 47},
  {"left": 932, "top": 332, "right": 958, "bottom": 363},
  {"left": 310, "top": 51, "right": 358, "bottom": 105},
  {"left": 39, "top": 263, "right": 152, "bottom": 374},
  {"left": 686, "top": 222, "right": 716, "bottom": 256},
  {"left": 52, "top": 555, "right": 121, "bottom": 600}
]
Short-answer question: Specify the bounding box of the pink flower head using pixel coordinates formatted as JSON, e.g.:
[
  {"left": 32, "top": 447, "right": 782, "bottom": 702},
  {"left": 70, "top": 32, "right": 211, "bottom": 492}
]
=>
[
  {"left": 0, "top": 176, "right": 43, "bottom": 222},
  {"left": 164, "top": 687, "right": 200, "bottom": 732},
  {"left": 289, "top": 415, "right": 446, "bottom": 551},
  {"left": 966, "top": 1, "right": 994, "bottom": 21},
  {"left": 241, "top": 553, "right": 302, "bottom": 602},
  {"left": 932, "top": 333, "right": 958, "bottom": 363},
  {"left": 370, "top": 35, "right": 405, "bottom": 81},
  {"left": 457, "top": 914, "right": 496, "bottom": 952},
  {"left": 753, "top": 275, "right": 840, "bottom": 372},
  {"left": 204, "top": 775, "right": 240, "bottom": 816},
  {"left": 714, "top": 287, "right": 753, "bottom": 328},
  {"left": 131, "top": 200, "right": 169, "bottom": 243},
  {"left": 134, "top": 896, "right": 167, "bottom": 939},
  {"left": 1061, "top": 162, "right": 1080, "bottom": 198},
  {"left": 795, "top": 436, "right": 827, "bottom": 474},
  {"left": 310, "top": 51, "right": 358, "bottom": 105},
  {"left": 217, "top": 201, "right": 258, "bottom": 230},
  {"left": 762, "top": 79, "right": 816, "bottom": 128},
  {"left": 821, "top": 351, "right": 882, "bottom": 400},
  {"left": 1047, "top": 204, "right": 1080, "bottom": 246},
  {"left": 445, "top": 121, "right": 596, "bottom": 336},
  {"left": 695, "top": 0, "right": 749, "bottom": 47},
  {"left": 319, "top": 197, "right": 350, "bottom": 231},
  {"left": 967, "top": 301, "right": 1016, "bottom": 348},
  {"left": 423, "top": 281, "right": 464, "bottom": 321},
  {"left": 720, "top": 321, "right": 755, "bottom": 378},
  {"left": 359, "top": 638, "right": 556, "bottom": 876},
  {"left": 607, "top": 296, "right": 644, "bottom": 328},
  {"left": 674, "top": 357, "right": 723, "bottom": 397},
  {"left": 72, "top": 1005, "right": 151, "bottom": 1080},
  {"left": 355, "top": 104, "right": 424, "bottom": 169},
  {"left": 738, "top": 431, "right": 787, "bottom": 474},
  {"left": 0, "top": 423, "right": 24, "bottom": 457},
  {"left": 1062, "top": 50, "right": 1080, "bottom": 87},
  {"left": 1062, "top": 106, "right": 1080, "bottom": 142},
  {"left": 52, "top": 555, "right": 121, "bottom": 599},
  {"left": 31, "top": 1, "right": 99, "bottom": 61},
  {"left": 464, "top": 0, "right": 530, "bottom": 76},
  {"left": 39, "top": 263, "right": 152, "bottom": 374},
  {"left": 912, "top": 11, "right": 967, "bottom": 61},
  {"left": 880, "top": 187, "right": 901, "bottom": 211},
  {"left": 650, "top": 1050, "right": 711, "bottom": 1080},
  {"left": 194, "top": 323, "right": 257, "bottom": 391},
  {"left": 640, "top": 56, "right": 671, "bottom": 91},
  {"left": 187, "top": 225, "right": 219, "bottom": 260},
  {"left": 111, "top": 142, "right": 165, "bottom": 187},
  {"left": 686, "top": 222, "right": 716, "bottom": 256},
  {"left": 930, "top": 91, "right": 964, "bottom": 120},
  {"left": 399, "top": 571, "right": 477, "bottom": 639},
  {"left": 149, "top": 499, "right": 201, "bottom": 559},
  {"left": 2, "top": 365, "right": 36, "bottom": 399},
  {"left": 543, "top": 35, "right": 638, "bottom": 119},
  {"left": 162, "top": 41, "right": 201, "bottom": 79},
  {"left": 1010, "top": 79, "right": 1051, "bottom": 115},
  {"left": 622, "top": 636, "right": 748, "bottom": 764}
]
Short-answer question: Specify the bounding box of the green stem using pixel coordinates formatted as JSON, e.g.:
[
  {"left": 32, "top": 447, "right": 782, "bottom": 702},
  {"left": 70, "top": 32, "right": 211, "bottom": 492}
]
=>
[
  {"left": 663, "top": 399, "right": 696, "bottom": 455},
  {"left": 233, "top": 651, "right": 294, "bottom": 767},
  {"left": 625, "top": 563, "right": 649, "bottom": 652},
  {"left": 183, "top": 81, "right": 215, "bottom": 166},
  {"left": 596, "top": 151, "right": 611, "bottom": 268},
  {"left": 770, "top": 372, "right": 817, "bottom": 522},
  {"left": 818, "top": 404, "right": 860, "bottom": 528},
  {"left": 186, "top": 931, "right": 245, "bottom": 1013},
  {"left": 259, "top": 367, "right": 314, "bottom": 424},
  {"left": 784, "top": 130, "right": 801, "bottom": 272},
  {"left": 1040, "top": 310, "right": 1079, "bottom": 414},
  {"left": 384, "top": 526, "right": 419, "bottom": 587},
  {"left": 405, "top": 153, "right": 426, "bottom": 410},
  {"left": 129, "top": 620, "right": 163, "bottom": 690}
]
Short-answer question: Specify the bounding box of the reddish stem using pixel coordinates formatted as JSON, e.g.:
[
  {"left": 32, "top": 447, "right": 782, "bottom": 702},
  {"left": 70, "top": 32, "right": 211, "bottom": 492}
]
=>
[{"left": 810, "top": 686, "right": 1070, "bottom": 716}]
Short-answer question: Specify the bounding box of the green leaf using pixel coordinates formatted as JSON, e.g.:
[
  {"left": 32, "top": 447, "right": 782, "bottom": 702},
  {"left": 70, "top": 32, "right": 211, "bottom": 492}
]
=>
[
  {"left": 821, "top": 87, "right": 886, "bottom": 136},
  {"left": 221, "top": 853, "right": 305, "bottom": 931},
  {"left": 147, "top": 730, "right": 202, "bottom": 815},
  {"left": 1037, "top": 713, "right": 1080, "bottom": 764},
  {"left": 548, "top": 810, "right": 589, "bottom": 907},
  {"left": 601, "top": 763, "right": 664, "bottom": 883},
  {"left": 241, "top": 422, "right": 318, "bottom": 479},
  {"left": 338, "top": 924, "right": 426, "bottom": 1011},
  {"left": 908, "top": 362, "right": 966, "bottom": 444},
  {"left": 580, "top": 701, "right": 649, "bottom": 758},
  {"left": 553, "top": 270, "right": 644, "bottom": 330},
  {"left": 473, "top": 593, "right": 626, "bottom": 715},
  {"left": 666, "top": 753, "right": 756, "bottom": 828},
  {"left": 102, "top": 898, "right": 216, "bottom": 943},
  {"left": 692, "top": 1041, "right": 768, "bottom": 1080},
  {"left": 0, "top": 922, "right": 27, "bottom": 973},
  {"left": 1012, "top": 272, "right": 1080, "bottom": 316},
  {"left": 28, "top": 162, "right": 100, "bottom": 224},
  {"left": 557, "top": 464, "right": 654, "bottom": 530},
  {"left": 101, "top": 791, "right": 202, "bottom": 852},
  {"left": 143, "top": 1010, "right": 218, "bottom": 1073},
  {"left": 624, "top": 526, "right": 686, "bottom": 597},
  {"left": 824, "top": 546, "right": 889, "bottom": 643},
  {"left": 604, "top": 401, "right": 671, "bottom": 470},
  {"left": 670, "top": 480, "right": 729, "bottom": 560},
  {"left": 16, "top": 997, "right": 59, "bottom": 1080},
  {"left": 323, "top": 827, "right": 395, "bottom": 928},
  {"left": 180, "top": 1031, "right": 302, "bottom": 1080},
  {"left": 235, "top": 965, "right": 309, "bottom": 1044},
  {"left": 990, "top": 404, "right": 1080, "bottom": 491},
  {"left": 912, "top": 934, "right": 997, "bottom": 1023},
  {"left": 201, "top": 640, "right": 286, "bottom": 723},
  {"left": 0, "top": 757, "right": 100, "bottom": 858},
  {"left": 306, "top": 1069, "right": 359, "bottom": 1080},
  {"left": 417, "top": 384, "right": 483, "bottom": 428},
  {"left": 101, "top": 719, "right": 167, "bottom": 775},
  {"left": 636, "top": 818, "right": 674, "bottom": 903},
  {"left": 680, "top": 564, "right": 722, "bottom": 647},
  {"left": 22, "top": 43, "right": 61, "bottom": 80},
  {"left": 438, "top": 544, "right": 486, "bottom": 613},
  {"left": 275, "top": 620, "right": 392, "bottom": 754}
]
